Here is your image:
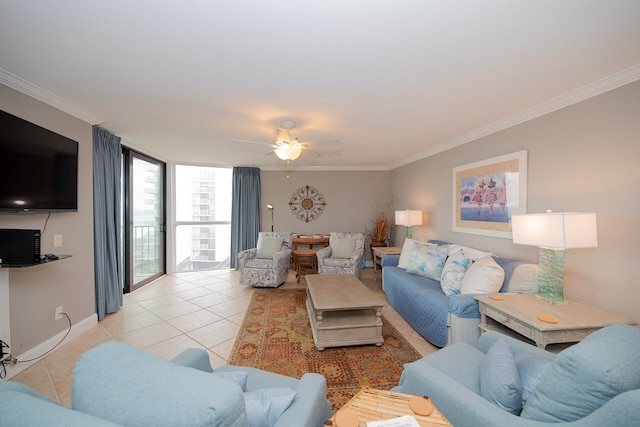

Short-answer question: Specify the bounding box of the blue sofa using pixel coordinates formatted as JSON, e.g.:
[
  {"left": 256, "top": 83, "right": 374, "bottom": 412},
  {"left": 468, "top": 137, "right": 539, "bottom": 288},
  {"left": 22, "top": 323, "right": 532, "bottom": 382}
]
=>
[
  {"left": 392, "top": 325, "right": 640, "bottom": 426},
  {"left": 382, "top": 240, "right": 538, "bottom": 347},
  {"left": 0, "top": 341, "right": 332, "bottom": 427}
]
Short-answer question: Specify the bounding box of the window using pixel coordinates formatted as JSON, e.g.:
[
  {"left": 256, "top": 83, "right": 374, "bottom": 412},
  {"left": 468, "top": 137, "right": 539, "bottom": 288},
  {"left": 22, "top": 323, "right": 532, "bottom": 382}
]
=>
[{"left": 175, "top": 165, "right": 232, "bottom": 272}]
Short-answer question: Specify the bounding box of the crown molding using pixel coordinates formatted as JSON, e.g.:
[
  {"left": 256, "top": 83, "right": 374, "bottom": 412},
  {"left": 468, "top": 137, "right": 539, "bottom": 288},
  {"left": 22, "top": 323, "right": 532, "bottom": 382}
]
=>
[
  {"left": 0, "top": 67, "right": 104, "bottom": 124},
  {"left": 259, "top": 164, "right": 390, "bottom": 172},
  {"left": 390, "top": 63, "right": 640, "bottom": 170}
]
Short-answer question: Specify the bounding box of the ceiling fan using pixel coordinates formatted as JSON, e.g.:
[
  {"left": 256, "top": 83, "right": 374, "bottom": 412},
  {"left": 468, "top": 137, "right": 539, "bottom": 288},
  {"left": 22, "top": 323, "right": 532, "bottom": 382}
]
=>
[{"left": 231, "top": 120, "right": 338, "bottom": 161}]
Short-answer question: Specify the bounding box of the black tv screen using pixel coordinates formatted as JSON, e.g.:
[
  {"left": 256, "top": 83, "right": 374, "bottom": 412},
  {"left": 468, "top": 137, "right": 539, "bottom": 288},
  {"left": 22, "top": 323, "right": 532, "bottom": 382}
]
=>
[{"left": 0, "top": 109, "right": 79, "bottom": 212}]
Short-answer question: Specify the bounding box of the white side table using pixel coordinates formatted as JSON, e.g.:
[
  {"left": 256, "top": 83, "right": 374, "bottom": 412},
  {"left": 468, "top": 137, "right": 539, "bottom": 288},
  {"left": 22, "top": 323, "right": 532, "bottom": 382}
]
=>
[
  {"left": 372, "top": 246, "right": 401, "bottom": 284},
  {"left": 476, "top": 293, "right": 637, "bottom": 349}
]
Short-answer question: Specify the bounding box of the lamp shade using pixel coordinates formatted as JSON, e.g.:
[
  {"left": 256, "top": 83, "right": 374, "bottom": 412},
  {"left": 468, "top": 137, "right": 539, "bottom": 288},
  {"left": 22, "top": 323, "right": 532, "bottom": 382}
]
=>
[
  {"left": 274, "top": 143, "right": 302, "bottom": 160},
  {"left": 395, "top": 210, "right": 423, "bottom": 227},
  {"left": 512, "top": 212, "right": 598, "bottom": 249}
]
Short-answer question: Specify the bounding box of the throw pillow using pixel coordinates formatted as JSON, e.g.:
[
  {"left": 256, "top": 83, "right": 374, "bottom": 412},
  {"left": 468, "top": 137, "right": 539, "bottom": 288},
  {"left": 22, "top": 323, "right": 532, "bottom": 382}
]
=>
[
  {"left": 406, "top": 243, "right": 449, "bottom": 280},
  {"left": 459, "top": 256, "right": 505, "bottom": 294},
  {"left": 439, "top": 249, "right": 473, "bottom": 296},
  {"left": 521, "top": 324, "right": 640, "bottom": 423},
  {"left": 212, "top": 370, "right": 249, "bottom": 392},
  {"left": 514, "top": 354, "right": 552, "bottom": 407},
  {"left": 331, "top": 237, "right": 356, "bottom": 259},
  {"left": 398, "top": 239, "right": 434, "bottom": 269},
  {"left": 256, "top": 236, "right": 284, "bottom": 259},
  {"left": 448, "top": 244, "right": 495, "bottom": 261},
  {"left": 243, "top": 388, "right": 297, "bottom": 427},
  {"left": 480, "top": 339, "right": 522, "bottom": 415}
]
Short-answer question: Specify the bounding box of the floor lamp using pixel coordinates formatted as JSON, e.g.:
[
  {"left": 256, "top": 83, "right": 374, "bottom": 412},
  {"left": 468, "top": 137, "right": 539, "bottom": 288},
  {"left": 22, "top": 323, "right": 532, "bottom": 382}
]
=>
[{"left": 267, "top": 204, "right": 274, "bottom": 232}]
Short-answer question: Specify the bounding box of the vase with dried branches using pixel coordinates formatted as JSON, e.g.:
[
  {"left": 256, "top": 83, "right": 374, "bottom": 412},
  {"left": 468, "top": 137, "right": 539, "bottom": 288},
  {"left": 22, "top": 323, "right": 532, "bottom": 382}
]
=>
[{"left": 372, "top": 211, "right": 390, "bottom": 243}]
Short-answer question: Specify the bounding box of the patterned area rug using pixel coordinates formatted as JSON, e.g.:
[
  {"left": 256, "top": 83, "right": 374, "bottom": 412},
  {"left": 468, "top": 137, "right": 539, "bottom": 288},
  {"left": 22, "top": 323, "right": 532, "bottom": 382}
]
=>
[{"left": 227, "top": 288, "right": 422, "bottom": 411}]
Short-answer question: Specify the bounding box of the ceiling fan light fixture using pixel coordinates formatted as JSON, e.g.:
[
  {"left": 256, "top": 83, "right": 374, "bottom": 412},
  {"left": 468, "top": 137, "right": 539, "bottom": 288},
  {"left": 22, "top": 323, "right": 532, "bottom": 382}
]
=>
[
  {"left": 275, "top": 128, "right": 292, "bottom": 144},
  {"left": 274, "top": 142, "right": 302, "bottom": 160}
]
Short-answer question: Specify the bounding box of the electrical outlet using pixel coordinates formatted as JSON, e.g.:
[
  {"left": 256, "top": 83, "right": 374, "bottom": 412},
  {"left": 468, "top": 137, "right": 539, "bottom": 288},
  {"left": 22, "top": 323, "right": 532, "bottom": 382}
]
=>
[
  {"left": 54, "top": 234, "right": 62, "bottom": 247},
  {"left": 55, "top": 306, "right": 64, "bottom": 321}
]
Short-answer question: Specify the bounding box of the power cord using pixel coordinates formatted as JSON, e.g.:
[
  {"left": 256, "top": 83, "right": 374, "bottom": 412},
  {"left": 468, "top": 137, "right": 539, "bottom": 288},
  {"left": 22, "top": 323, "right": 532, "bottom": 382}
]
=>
[
  {"left": 0, "top": 339, "right": 10, "bottom": 379},
  {"left": 0, "top": 312, "right": 72, "bottom": 378},
  {"left": 41, "top": 212, "right": 51, "bottom": 236}
]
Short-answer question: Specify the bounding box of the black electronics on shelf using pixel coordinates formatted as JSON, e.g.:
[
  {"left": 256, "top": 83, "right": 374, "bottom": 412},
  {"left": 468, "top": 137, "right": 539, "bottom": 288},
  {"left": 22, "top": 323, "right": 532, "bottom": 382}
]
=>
[{"left": 0, "top": 229, "right": 41, "bottom": 265}]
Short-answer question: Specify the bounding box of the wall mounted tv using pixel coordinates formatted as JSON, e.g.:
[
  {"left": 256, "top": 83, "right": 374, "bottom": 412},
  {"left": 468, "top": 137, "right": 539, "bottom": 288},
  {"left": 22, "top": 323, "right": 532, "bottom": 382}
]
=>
[{"left": 0, "top": 109, "right": 79, "bottom": 212}]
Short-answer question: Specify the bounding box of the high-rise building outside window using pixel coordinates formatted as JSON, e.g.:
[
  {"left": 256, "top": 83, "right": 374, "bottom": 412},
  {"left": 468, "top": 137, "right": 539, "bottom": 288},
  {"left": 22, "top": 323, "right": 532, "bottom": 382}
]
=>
[{"left": 175, "top": 165, "right": 232, "bottom": 271}]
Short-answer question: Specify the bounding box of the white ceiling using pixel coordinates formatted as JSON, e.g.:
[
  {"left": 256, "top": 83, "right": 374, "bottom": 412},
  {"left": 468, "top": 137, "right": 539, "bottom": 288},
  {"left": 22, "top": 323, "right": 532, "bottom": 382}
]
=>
[{"left": 1, "top": 1, "right": 640, "bottom": 170}]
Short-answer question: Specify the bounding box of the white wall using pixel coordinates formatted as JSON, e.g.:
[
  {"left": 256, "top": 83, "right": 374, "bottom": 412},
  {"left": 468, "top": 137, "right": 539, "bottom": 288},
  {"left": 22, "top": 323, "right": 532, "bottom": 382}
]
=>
[
  {"left": 0, "top": 84, "right": 96, "bottom": 356},
  {"left": 390, "top": 80, "right": 640, "bottom": 323}
]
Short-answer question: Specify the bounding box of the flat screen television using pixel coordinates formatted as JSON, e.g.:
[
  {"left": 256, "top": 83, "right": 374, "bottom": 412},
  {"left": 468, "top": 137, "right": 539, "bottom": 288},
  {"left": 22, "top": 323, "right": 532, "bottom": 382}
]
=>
[{"left": 0, "top": 109, "right": 79, "bottom": 212}]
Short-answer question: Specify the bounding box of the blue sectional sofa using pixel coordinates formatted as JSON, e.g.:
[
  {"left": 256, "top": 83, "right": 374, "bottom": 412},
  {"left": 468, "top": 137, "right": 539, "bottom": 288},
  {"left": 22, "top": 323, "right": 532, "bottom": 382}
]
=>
[
  {"left": 392, "top": 325, "right": 640, "bottom": 427},
  {"left": 0, "top": 341, "right": 332, "bottom": 427},
  {"left": 382, "top": 240, "right": 538, "bottom": 347}
]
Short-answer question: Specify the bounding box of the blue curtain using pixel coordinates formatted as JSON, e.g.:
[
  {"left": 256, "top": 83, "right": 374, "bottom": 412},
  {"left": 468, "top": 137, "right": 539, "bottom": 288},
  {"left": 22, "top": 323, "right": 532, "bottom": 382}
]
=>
[
  {"left": 93, "top": 125, "right": 123, "bottom": 320},
  {"left": 230, "top": 167, "right": 261, "bottom": 269}
]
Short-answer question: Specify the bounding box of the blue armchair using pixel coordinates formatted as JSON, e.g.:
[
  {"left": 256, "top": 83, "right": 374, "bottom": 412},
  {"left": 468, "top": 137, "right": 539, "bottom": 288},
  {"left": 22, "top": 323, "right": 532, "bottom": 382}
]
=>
[
  {"left": 392, "top": 325, "right": 640, "bottom": 427},
  {"left": 1, "top": 341, "right": 332, "bottom": 427}
]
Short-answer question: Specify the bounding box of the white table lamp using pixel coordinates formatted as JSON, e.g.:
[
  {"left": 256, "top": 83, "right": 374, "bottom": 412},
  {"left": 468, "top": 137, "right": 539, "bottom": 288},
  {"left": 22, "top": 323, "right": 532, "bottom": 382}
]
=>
[
  {"left": 512, "top": 211, "right": 598, "bottom": 303},
  {"left": 395, "top": 210, "right": 422, "bottom": 238}
]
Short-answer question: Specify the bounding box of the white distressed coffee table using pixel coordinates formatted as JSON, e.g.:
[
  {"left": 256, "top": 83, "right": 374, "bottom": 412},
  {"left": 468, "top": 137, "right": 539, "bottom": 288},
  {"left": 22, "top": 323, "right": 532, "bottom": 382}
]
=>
[{"left": 305, "top": 273, "right": 385, "bottom": 350}]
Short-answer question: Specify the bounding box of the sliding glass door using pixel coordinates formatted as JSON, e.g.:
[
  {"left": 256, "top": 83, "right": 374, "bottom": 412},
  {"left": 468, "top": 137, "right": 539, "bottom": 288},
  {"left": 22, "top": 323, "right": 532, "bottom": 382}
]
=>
[{"left": 122, "top": 148, "right": 166, "bottom": 293}]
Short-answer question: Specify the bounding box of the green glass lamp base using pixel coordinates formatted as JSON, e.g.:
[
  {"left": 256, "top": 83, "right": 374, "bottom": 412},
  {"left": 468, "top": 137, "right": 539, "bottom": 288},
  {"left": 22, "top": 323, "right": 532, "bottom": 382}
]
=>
[
  {"left": 404, "top": 226, "right": 413, "bottom": 238},
  {"left": 537, "top": 247, "right": 566, "bottom": 304}
]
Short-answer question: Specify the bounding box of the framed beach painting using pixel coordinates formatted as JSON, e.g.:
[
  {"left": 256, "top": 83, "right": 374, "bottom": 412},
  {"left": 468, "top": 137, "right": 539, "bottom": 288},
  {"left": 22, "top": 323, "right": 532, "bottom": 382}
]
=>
[{"left": 452, "top": 150, "right": 527, "bottom": 238}]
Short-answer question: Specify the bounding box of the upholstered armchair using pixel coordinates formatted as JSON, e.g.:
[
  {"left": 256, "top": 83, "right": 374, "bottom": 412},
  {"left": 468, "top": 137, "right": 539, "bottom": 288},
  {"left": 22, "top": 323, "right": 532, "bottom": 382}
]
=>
[
  {"left": 316, "top": 232, "right": 365, "bottom": 279},
  {"left": 0, "top": 341, "right": 332, "bottom": 427},
  {"left": 238, "top": 231, "right": 293, "bottom": 287}
]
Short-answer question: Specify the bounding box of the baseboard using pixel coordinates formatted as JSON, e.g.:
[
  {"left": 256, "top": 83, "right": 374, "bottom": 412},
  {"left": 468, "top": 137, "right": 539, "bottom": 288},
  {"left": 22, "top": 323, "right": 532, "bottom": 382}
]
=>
[{"left": 1, "top": 313, "right": 98, "bottom": 380}]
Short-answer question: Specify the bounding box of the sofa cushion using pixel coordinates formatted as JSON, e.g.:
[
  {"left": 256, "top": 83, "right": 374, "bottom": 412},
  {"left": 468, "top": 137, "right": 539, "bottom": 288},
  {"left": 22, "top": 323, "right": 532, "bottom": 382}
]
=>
[
  {"left": 440, "top": 249, "right": 473, "bottom": 296},
  {"left": 514, "top": 353, "right": 551, "bottom": 407},
  {"left": 73, "top": 341, "right": 249, "bottom": 427},
  {"left": 460, "top": 256, "right": 505, "bottom": 294},
  {"left": 398, "top": 239, "right": 434, "bottom": 269},
  {"left": 256, "top": 236, "right": 284, "bottom": 259},
  {"left": 508, "top": 263, "right": 539, "bottom": 293},
  {"left": 521, "top": 324, "right": 640, "bottom": 422},
  {"left": 480, "top": 339, "right": 522, "bottom": 415},
  {"left": 448, "top": 244, "right": 494, "bottom": 261},
  {"left": 494, "top": 256, "right": 538, "bottom": 293},
  {"left": 330, "top": 237, "right": 356, "bottom": 258},
  {"left": 244, "top": 387, "right": 296, "bottom": 427},
  {"left": 406, "top": 243, "right": 449, "bottom": 280}
]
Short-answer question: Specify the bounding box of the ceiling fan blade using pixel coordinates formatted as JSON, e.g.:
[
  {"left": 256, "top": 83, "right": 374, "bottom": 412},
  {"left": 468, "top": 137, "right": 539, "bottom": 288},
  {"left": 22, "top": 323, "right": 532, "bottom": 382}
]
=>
[
  {"left": 304, "top": 149, "right": 322, "bottom": 157},
  {"left": 300, "top": 139, "right": 341, "bottom": 147},
  {"left": 230, "top": 138, "right": 275, "bottom": 147}
]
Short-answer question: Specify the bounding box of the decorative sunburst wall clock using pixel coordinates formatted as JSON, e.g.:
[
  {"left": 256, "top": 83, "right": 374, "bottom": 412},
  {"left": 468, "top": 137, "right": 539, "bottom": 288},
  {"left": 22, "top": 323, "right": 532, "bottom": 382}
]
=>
[{"left": 289, "top": 185, "right": 327, "bottom": 223}]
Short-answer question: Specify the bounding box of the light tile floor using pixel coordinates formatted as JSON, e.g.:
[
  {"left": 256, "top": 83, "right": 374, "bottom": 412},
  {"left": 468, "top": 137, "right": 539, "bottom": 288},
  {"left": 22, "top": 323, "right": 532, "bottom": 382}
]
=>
[{"left": 9, "top": 267, "right": 438, "bottom": 408}]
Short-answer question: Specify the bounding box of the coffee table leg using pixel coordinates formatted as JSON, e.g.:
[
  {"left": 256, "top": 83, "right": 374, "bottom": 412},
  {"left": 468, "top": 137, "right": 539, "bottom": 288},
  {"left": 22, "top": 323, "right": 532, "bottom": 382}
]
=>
[
  {"left": 315, "top": 310, "right": 325, "bottom": 350},
  {"left": 375, "top": 308, "right": 383, "bottom": 346}
]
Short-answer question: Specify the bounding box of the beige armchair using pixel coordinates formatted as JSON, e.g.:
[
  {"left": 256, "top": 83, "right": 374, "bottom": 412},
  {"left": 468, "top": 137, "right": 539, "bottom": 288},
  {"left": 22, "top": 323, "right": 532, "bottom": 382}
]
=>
[
  {"left": 237, "top": 232, "right": 292, "bottom": 287},
  {"left": 316, "top": 232, "right": 365, "bottom": 279}
]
